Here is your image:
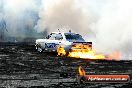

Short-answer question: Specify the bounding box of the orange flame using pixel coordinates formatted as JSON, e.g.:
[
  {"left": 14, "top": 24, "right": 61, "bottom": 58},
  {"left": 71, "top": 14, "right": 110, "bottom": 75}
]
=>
[
  {"left": 68, "top": 50, "right": 105, "bottom": 59},
  {"left": 57, "top": 44, "right": 105, "bottom": 59},
  {"left": 78, "top": 66, "right": 86, "bottom": 76},
  {"left": 107, "top": 51, "right": 122, "bottom": 60},
  {"left": 57, "top": 46, "right": 66, "bottom": 56},
  {"left": 57, "top": 44, "right": 122, "bottom": 60}
]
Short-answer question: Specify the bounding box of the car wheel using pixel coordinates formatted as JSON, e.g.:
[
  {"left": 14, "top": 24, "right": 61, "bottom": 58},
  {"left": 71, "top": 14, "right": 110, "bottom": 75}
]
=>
[
  {"left": 36, "top": 45, "right": 43, "bottom": 53},
  {"left": 38, "top": 47, "right": 43, "bottom": 53}
]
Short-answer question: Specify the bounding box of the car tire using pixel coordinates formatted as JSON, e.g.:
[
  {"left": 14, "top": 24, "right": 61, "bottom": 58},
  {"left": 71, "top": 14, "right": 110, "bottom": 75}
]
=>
[{"left": 36, "top": 45, "right": 43, "bottom": 53}]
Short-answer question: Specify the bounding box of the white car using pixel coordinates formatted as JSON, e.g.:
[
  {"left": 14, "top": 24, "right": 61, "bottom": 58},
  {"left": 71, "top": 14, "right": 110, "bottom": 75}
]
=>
[{"left": 35, "top": 32, "right": 92, "bottom": 54}]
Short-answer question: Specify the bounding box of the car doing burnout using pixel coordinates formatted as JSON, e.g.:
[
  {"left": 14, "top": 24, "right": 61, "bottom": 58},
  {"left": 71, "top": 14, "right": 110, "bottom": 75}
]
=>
[{"left": 35, "top": 32, "right": 92, "bottom": 54}]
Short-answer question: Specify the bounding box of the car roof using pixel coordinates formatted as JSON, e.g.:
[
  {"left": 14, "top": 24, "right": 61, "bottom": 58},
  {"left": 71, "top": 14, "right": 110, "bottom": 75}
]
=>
[
  {"left": 51, "top": 32, "right": 63, "bottom": 34},
  {"left": 51, "top": 32, "right": 77, "bottom": 35}
]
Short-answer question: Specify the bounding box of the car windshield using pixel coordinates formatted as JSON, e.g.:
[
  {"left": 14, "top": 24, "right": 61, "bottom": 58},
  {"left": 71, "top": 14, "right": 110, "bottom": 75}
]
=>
[{"left": 65, "top": 33, "right": 84, "bottom": 41}]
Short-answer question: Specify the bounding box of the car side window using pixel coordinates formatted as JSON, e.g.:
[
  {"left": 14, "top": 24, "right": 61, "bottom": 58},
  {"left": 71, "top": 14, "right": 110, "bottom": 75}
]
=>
[
  {"left": 55, "top": 34, "right": 63, "bottom": 40},
  {"left": 49, "top": 33, "right": 56, "bottom": 40},
  {"left": 46, "top": 35, "right": 50, "bottom": 39}
]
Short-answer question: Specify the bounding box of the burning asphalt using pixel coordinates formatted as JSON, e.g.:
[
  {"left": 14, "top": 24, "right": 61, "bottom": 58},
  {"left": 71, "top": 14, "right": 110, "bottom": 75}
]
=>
[{"left": 0, "top": 42, "right": 132, "bottom": 88}]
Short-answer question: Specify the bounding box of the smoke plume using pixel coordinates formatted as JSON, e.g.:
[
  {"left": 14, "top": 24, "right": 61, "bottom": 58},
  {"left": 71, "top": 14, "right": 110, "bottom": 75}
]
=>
[
  {"left": 35, "top": 0, "right": 94, "bottom": 35},
  {"left": 0, "top": 0, "right": 40, "bottom": 38},
  {"left": 93, "top": 0, "right": 132, "bottom": 60}
]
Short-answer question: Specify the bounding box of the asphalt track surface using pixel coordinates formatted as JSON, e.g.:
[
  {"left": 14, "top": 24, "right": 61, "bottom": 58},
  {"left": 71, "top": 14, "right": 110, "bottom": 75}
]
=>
[{"left": 0, "top": 42, "right": 132, "bottom": 88}]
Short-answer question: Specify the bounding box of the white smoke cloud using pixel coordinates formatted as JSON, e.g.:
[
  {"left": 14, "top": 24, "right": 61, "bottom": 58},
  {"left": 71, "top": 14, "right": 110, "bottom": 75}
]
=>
[
  {"left": 1, "top": 0, "right": 40, "bottom": 37},
  {"left": 35, "top": 0, "right": 94, "bottom": 35},
  {"left": 4, "top": 0, "right": 38, "bottom": 13},
  {"left": 93, "top": 0, "right": 132, "bottom": 59}
]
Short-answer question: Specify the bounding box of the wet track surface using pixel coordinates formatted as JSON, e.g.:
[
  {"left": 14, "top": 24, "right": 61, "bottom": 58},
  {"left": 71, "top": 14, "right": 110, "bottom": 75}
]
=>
[{"left": 0, "top": 43, "right": 132, "bottom": 88}]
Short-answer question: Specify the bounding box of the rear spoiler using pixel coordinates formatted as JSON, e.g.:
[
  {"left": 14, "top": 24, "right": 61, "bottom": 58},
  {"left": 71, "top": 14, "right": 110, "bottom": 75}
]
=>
[
  {"left": 73, "top": 42, "right": 92, "bottom": 45},
  {"left": 72, "top": 42, "right": 92, "bottom": 48}
]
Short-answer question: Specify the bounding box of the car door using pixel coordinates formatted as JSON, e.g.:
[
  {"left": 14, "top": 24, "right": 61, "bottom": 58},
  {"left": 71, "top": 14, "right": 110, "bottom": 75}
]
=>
[
  {"left": 54, "top": 33, "right": 64, "bottom": 46},
  {"left": 44, "top": 33, "right": 57, "bottom": 49}
]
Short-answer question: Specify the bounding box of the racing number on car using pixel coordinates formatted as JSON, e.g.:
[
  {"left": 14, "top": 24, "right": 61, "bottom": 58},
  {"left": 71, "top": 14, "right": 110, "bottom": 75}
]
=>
[{"left": 45, "top": 43, "right": 56, "bottom": 48}]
